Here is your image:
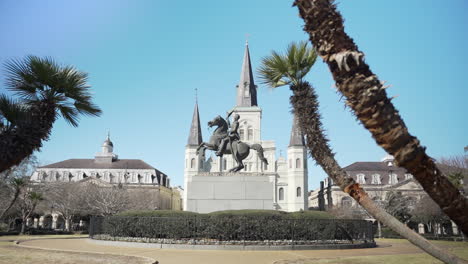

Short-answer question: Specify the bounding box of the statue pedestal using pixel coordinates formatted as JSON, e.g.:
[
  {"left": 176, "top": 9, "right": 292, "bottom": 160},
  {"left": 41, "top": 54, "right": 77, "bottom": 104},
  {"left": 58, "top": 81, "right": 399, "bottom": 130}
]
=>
[{"left": 185, "top": 172, "right": 277, "bottom": 213}]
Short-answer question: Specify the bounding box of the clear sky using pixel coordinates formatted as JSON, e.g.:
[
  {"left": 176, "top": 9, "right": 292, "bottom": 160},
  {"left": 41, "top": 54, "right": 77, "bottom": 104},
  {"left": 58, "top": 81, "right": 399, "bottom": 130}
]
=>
[{"left": 1, "top": 0, "right": 467, "bottom": 190}]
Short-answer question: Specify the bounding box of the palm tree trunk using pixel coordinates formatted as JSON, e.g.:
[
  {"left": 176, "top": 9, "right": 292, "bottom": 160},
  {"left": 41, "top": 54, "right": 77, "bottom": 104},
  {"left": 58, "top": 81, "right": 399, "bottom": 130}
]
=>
[
  {"left": 294, "top": 0, "right": 468, "bottom": 236},
  {"left": 0, "top": 102, "right": 56, "bottom": 173},
  {"left": 290, "top": 82, "right": 466, "bottom": 264}
]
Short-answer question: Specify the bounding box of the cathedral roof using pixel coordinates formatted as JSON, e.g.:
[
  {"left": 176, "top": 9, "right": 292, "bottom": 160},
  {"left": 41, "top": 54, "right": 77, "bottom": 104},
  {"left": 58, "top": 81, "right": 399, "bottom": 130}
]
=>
[
  {"left": 289, "top": 114, "right": 305, "bottom": 147},
  {"left": 187, "top": 102, "right": 203, "bottom": 146},
  {"left": 236, "top": 42, "right": 258, "bottom": 107},
  {"left": 39, "top": 159, "right": 157, "bottom": 170}
]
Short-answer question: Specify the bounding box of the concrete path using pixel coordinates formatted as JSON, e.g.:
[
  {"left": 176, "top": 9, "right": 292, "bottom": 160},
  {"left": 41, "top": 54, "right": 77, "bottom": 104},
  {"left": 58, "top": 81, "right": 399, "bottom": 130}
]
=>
[{"left": 19, "top": 238, "right": 424, "bottom": 264}]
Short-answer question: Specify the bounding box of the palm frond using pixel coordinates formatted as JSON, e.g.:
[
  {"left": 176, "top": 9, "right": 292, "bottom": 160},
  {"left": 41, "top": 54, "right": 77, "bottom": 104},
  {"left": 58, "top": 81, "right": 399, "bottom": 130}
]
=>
[
  {"left": 57, "top": 104, "right": 80, "bottom": 127},
  {"left": 0, "top": 94, "right": 30, "bottom": 126},
  {"left": 258, "top": 41, "right": 317, "bottom": 88},
  {"left": 4, "top": 55, "right": 101, "bottom": 127}
]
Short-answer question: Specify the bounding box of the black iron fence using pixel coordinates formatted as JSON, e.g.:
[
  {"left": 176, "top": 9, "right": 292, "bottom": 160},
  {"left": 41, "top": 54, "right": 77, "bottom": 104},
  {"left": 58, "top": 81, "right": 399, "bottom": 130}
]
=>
[{"left": 90, "top": 216, "right": 374, "bottom": 244}]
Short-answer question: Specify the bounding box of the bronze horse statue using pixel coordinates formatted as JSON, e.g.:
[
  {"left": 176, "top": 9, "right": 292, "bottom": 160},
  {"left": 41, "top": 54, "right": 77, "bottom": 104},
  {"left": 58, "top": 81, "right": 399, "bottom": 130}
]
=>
[{"left": 196, "top": 115, "right": 268, "bottom": 172}]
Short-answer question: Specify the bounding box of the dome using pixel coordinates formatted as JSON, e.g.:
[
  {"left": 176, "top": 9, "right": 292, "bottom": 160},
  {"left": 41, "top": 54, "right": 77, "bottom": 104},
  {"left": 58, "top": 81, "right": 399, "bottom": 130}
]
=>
[{"left": 102, "top": 138, "right": 113, "bottom": 147}]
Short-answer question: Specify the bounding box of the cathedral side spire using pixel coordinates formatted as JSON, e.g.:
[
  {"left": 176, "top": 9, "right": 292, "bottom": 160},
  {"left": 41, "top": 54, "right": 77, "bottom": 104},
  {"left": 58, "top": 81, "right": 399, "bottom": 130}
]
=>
[
  {"left": 187, "top": 101, "right": 203, "bottom": 146},
  {"left": 289, "top": 114, "right": 305, "bottom": 147},
  {"left": 236, "top": 42, "right": 258, "bottom": 107}
]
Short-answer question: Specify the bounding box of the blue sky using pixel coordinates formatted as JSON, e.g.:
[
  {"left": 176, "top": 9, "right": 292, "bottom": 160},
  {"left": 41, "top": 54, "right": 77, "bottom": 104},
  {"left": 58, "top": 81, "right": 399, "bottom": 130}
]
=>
[{"left": 1, "top": 0, "right": 467, "bottom": 190}]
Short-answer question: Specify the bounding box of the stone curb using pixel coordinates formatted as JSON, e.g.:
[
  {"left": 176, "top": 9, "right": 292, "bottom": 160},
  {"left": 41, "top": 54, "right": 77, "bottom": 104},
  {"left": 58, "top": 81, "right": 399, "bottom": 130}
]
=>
[
  {"left": 15, "top": 238, "right": 157, "bottom": 264},
  {"left": 89, "top": 238, "right": 377, "bottom": 251}
]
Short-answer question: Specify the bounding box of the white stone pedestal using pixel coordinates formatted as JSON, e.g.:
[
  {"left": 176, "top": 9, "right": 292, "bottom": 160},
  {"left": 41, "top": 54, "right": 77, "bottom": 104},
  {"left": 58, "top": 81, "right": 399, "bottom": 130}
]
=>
[{"left": 185, "top": 172, "right": 276, "bottom": 213}]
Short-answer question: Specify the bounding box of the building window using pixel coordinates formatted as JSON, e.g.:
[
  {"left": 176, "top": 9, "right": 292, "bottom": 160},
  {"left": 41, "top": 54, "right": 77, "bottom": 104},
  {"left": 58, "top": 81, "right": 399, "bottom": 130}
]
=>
[
  {"left": 341, "top": 197, "right": 352, "bottom": 207},
  {"left": 247, "top": 128, "right": 253, "bottom": 140},
  {"left": 289, "top": 159, "right": 292, "bottom": 169},
  {"left": 190, "top": 158, "right": 195, "bottom": 169},
  {"left": 137, "top": 174, "right": 142, "bottom": 184},
  {"left": 239, "top": 129, "right": 245, "bottom": 141},
  {"left": 264, "top": 162, "right": 268, "bottom": 171},
  {"left": 223, "top": 158, "right": 227, "bottom": 170},
  {"left": 389, "top": 173, "right": 398, "bottom": 184},
  {"left": 279, "top": 188, "right": 284, "bottom": 201},
  {"left": 371, "top": 174, "right": 381, "bottom": 184},
  {"left": 405, "top": 173, "right": 413, "bottom": 180},
  {"left": 110, "top": 174, "right": 115, "bottom": 183},
  {"left": 296, "top": 187, "right": 301, "bottom": 197},
  {"left": 296, "top": 158, "right": 301, "bottom": 169},
  {"left": 68, "top": 173, "right": 74, "bottom": 182},
  {"left": 356, "top": 173, "right": 366, "bottom": 184}
]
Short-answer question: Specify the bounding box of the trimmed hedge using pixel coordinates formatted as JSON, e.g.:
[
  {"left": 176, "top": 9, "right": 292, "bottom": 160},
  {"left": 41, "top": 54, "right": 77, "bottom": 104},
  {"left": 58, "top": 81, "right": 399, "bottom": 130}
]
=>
[{"left": 94, "top": 210, "right": 372, "bottom": 242}]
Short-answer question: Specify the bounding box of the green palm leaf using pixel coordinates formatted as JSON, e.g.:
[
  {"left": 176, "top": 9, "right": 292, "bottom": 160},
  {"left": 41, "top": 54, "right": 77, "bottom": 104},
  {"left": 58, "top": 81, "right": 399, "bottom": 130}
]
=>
[
  {"left": 3, "top": 56, "right": 102, "bottom": 126},
  {"left": 258, "top": 41, "right": 317, "bottom": 88}
]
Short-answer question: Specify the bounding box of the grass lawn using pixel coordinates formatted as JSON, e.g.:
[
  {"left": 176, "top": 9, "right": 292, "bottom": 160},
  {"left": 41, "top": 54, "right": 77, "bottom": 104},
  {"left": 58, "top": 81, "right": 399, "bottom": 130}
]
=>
[
  {"left": 0, "top": 235, "right": 150, "bottom": 264},
  {"left": 297, "top": 239, "right": 468, "bottom": 264}
]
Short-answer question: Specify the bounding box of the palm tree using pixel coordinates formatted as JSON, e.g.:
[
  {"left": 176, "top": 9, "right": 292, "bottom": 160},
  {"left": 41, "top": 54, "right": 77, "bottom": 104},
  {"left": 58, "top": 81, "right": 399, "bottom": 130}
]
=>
[
  {"left": 258, "top": 41, "right": 464, "bottom": 264},
  {"left": 0, "top": 56, "right": 102, "bottom": 173},
  {"left": 0, "top": 178, "right": 26, "bottom": 219},
  {"left": 293, "top": 0, "right": 468, "bottom": 238}
]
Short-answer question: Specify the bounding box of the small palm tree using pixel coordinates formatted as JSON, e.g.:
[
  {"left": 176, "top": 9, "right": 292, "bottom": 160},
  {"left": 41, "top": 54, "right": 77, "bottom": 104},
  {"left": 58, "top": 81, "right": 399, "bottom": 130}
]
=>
[
  {"left": 258, "top": 41, "right": 460, "bottom": 263},
  {"left": 0, "top": 56, "right": 102, "bottom": 173},
  {"left": 0, "top": 178, "right": 26, "bottom": 219}
]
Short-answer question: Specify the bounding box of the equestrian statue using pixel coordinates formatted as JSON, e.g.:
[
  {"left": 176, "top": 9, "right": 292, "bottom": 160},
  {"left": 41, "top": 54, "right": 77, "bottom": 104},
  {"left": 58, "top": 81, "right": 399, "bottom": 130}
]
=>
[{"left": 196, "top": 111, "right": 268, "bottom": 172}]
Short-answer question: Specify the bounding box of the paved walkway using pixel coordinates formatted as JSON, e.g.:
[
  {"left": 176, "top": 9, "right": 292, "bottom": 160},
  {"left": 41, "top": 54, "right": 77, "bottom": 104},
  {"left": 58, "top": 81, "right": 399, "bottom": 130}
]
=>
[{"left": 19, "top": 238, "right": 424, "bottom": 264}]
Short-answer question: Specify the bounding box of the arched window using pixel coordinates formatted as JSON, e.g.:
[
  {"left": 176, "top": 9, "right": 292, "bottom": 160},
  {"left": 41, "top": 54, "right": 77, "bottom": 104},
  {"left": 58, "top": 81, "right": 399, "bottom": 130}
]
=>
[
  {"left": 68, "top": 173, "right": 74, "bottom": 182},
  {"left": 223, "top": 158, "right": 227, "bottom": 170},
  {"left": 296, "top": 187, "right": 302, "bottom": 197},
  {"left": 239, "top": 129, "right": 245, "bottom": 141},
  {"left": 109, "top": 173, "right": 115, "bottom": 183},
  {"left": 356, "top": 173, "right": 366, "bottom": 184},
  {"left": 341, "top": 196, "right": 352, "bottom": 207},
  {"left": 389, "top": 173, "right": 398, "bottom": 184},
  {"left": 296, "top": 158, "right": 301, "bottom": 169},
  {"left": 279, "top": 188, "right": 284, "bottom": 201},
  {"left": 137, "top": 174, "right": 142, "bottom": 183},
  {"left": 247, "top": 127, "right": 253, "bottom": 140},
  {"left": 404, "top": 173, "right": 413, "bottom": 180},
  {"left": 371, "top": 174, "right": 381, "bottom": 184},
  {"left": 190, "top": 158, "right": 195, "bottom": 169}
]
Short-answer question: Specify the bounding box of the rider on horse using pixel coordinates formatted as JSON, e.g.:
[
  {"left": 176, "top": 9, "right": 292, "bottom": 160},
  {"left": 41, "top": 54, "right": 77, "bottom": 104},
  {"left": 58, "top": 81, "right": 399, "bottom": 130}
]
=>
[{"left": 216, "top": 110, "right": 240, "bottom": 157}]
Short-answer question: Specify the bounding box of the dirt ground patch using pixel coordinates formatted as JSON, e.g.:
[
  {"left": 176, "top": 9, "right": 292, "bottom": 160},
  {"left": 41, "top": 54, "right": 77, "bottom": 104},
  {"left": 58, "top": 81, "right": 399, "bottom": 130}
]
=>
[{"left": 0, "top": 240, "right": 151, "bottom": 264}]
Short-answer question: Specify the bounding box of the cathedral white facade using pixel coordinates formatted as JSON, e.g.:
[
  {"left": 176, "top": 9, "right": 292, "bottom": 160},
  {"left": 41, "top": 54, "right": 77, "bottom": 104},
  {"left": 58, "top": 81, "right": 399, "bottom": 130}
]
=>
[{"left": 183, "top": 43, "right": 308, "bottom": 213}]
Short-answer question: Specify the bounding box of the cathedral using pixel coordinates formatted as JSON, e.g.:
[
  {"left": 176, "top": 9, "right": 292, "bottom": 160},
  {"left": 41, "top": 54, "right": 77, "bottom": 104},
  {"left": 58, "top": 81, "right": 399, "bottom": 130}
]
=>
[{"left": 183, "top": 43, "right": 308, "bottom": 213}]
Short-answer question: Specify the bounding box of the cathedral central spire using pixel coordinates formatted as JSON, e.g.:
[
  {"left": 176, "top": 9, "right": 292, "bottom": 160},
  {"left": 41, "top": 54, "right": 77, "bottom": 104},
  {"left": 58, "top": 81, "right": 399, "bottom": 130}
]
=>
[
  {"left": 236, "top": 43, "right": 258, "bottom": 107},
  {"left": 187, "top": 100, "right": 203, "bottom": 146}
]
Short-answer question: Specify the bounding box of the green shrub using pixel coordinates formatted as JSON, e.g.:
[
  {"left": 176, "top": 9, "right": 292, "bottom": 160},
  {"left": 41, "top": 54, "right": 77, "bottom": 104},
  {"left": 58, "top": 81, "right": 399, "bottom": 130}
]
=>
[
  {"left": 94, "top": 209, "right": 370, "bottom": 242},
  {"left": 117, "top": 210, "right": 199, "bottom": 217}
]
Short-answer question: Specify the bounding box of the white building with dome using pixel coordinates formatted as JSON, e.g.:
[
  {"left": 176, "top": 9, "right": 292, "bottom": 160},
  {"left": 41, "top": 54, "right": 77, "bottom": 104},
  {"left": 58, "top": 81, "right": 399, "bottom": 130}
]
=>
[{"left": 183, "top": 43, "right": 308, "bottom": 213}]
